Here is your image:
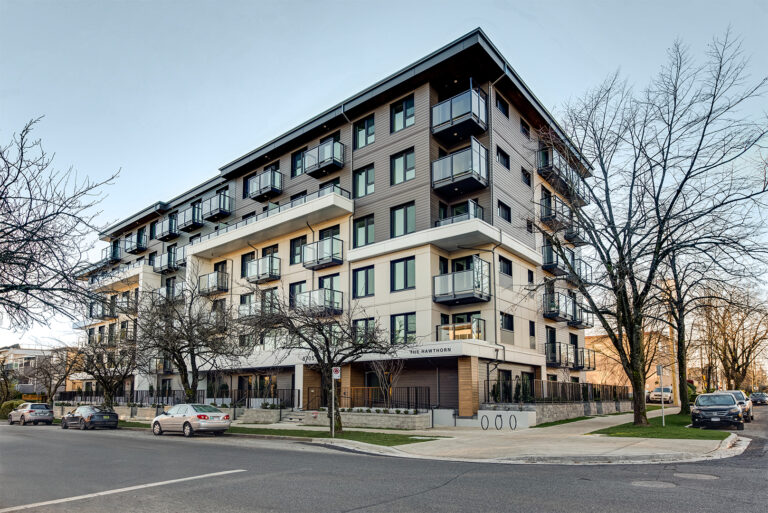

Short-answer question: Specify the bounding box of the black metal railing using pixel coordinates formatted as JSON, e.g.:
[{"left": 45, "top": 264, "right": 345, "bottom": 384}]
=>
[
  {"left": 178, "top": 204, "right": 204, "bottom": 231},
  {"left": 305, "top": 386, "right": 430, "bottom": 412},
  {"left": 202, "top": 193, "right": 232, "bottom": 220},
  {"left": 483, "top": 379, "right": 630, "bottom": 404},
  {"left": 124, "top": 232, "right": 148, "bottom": 254}
]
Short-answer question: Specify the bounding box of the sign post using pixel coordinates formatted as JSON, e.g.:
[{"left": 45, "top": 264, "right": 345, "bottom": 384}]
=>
[
  {"left": 657, "top": 364, "right": 665, "bottom": 427},
  {"left": 331, "top": 366, "right": 341, "bottom": 439}
]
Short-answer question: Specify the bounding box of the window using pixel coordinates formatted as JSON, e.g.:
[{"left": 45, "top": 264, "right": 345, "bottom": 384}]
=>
[
  {"left": 390, "top": 202, "right": 415, "bottom": 238},
  {"left": 291, "top": 148, "right": 306, "bottom": 177},
  {"left": 521, "top": 168, "right": 532, "bottom": 187},
  {"left": 530, "top": 321, "right": 537, "bottom": 349},
  {"left": 149, "top": 221, "right": 157, "bottom": 240},
  {"left": 148, "top": 252, "right": 157, "bottom": 266},
  {"left": 242, "top": 211, "right": 255, "bottom": 221},
  {"left": 319, "top": 225, "right": 340, "bottom": 240},
  {"left": 527, "top": 269, "right": 534, "bottom": 284},
  {"left": 495, "top": 95, "right": 509, "bottom": 117},
  {"left": 291, "top": 191, "right": 307, "bottom": 203},
  {"left": 289, "top": 281, "right": 306, "bottom": 308},
  {"left": 290, "top": 236, "right": 306, "bottom": 265},
  {"left": 496, "top": 147, "right": 510, "bottom": 169},
  {"left": 391, "top": 313, "right": 416, "bottom": 344},
  {"left": 499, "top": 256, "right": 512, "bottom": 276},
  {"left": 189, "top": 234, "right": 201, "bottom": 245},
  {"left": 243, "top": 173, "right": 255, "bottom": 199},
  {"left": 319, "top": 273, "right": 340, "bottom": 290},
  {"left": 498, "top": 201, "right": 511, "bottom": 222},
  {"left": 353, "top": 318, "right": 375, "bottom": 344},
  {"left": 390, "top": 257, "right": 415, "bottom": 291},
  {"left": 320, "top": 177, "right": 340, "bottom": 190},
  {"left": 214, "top": 261, "right": 226, "bottom": 274},
  {"left": 241, "top": 251, "right": 255, "bottom": 278},
  {"left": 353, "top": 266, "right": 375, "bottom": 298},
  {"left": 262, "top": 244, "right": 278, "bottom": 256},
  {"left": 354, "top": 114, "right": 375, "bottom": 149},
  {"left": 390, "top": 148, "right": 415, "bottom": 185},
  {"left": 390, "top": 94, "right": 414, "bottom": 133},
  {"left": 500, "top": 312, "right": 514, "bottom": 331},
  {"left": 353, "top": 165, "right": 375, "bottom": 198},
  {"left": 527, "top": 220, "right": 534, "bottom": 233},
  {"left": 353, "top": 215, "right": 374, "bottom": 248},
  {"left": 520, "top": 119, "right": 531, "bottom": 139}
]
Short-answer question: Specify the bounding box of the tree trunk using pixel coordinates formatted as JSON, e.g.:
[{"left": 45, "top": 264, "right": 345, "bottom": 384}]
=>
[
  {"left": 324, "top": 371, "right": 343, "bottom": 434},
  {"left": 629, "top": 325, "right": 649, "bottom": 426},
  {"left": 676, "top": 311, "right": 690, "bottom": 414}
]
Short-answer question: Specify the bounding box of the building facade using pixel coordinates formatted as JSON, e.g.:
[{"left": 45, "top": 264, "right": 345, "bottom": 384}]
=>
[{"left": 78, "top": 29, "right": 594, "bottom": 417}]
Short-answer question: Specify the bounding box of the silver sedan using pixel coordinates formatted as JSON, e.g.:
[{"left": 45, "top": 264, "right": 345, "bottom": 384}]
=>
[{"left": 151, "top": 403, "right": 230, "bottom": 437}]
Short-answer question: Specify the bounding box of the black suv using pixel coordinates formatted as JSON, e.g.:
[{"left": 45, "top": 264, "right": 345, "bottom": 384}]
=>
[{"left": 691, "top": 393, "right": 744, "bottom": 430}]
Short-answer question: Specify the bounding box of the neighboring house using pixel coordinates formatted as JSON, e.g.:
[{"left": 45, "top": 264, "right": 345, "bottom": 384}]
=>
[
  {"left": 0, "top": 345, "right": 46, "bottom": 400},
  {"left": 76, "top": 28, "right": 595, "bottom": 417}
]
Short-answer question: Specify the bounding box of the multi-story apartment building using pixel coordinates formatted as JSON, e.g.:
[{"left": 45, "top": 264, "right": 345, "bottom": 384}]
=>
[{"left": 78, "top": 28, "right": 595, "bottom": 418}]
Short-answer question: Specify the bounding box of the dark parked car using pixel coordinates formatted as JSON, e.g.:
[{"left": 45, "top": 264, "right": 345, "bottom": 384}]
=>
[
  {"left": 691, "top": 393, "right": 744, "bottom": 430},
  {"left": 61, "top": 406, "right": 118, "bottom": 430},
  {"left": 749, "top": 392, "right": 767, "bottom": 405}
]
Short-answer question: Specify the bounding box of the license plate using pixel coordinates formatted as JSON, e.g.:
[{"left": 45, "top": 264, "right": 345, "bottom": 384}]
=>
[
  {"left": 210, "top": 416, "right": 220, "bottom": 420},
  {"left": 711, "top": 417, "right": 720, "bottom": 422},
  {"left": 103, "top": 416, "right": 110, "bottom": 420}
]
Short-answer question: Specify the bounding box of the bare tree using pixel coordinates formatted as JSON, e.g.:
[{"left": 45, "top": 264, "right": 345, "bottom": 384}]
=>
[
  {"left": 0, "top": 352, "right": 18, "bottom": 404},
  {"left": 27, "top": 346, "right": 82, "bottom": 407},
  {"left": 0, "top": 118, "right": 117, "bottom": 330},
  {"left": 77, "top": 335, "right": 138, "bottom": 408},
  {"left": 539, "top": 31, "right": 768, "bottom": 424},
  {"left": 369, "top": 358, "right": 406, "bottom": 410}
]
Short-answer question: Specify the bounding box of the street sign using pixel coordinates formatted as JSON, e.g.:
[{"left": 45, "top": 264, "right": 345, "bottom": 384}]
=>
[
  {"left": 332, "top": 367, "right": 341, "bottom": 380},
  {"left": 656, "top": 364, "right": 663, "bottom": 376}
]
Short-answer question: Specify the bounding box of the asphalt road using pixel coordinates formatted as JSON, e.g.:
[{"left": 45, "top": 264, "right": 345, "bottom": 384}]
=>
[{"left": 0, "top": 411, "right": 766, "bottom": 513}]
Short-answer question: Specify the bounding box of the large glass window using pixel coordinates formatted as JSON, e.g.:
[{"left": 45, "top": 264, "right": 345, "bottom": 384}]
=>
[
  {"left": 498, "top": 201, "right": 511, "bottom": 222},
  {"left": 290, "top": 236, "right": 306, "bottom": 265},
  {"left": 499, "top": 256, "right": 512, "bottom": 276},
  {"left": 391, "top": 313, "right": 416, "bottom": 344},
  {"left": 496, "top": 147, "right": 510, "bottom": 169},
  {"left": 495, "top": 95, "right": 509, "bottom": 117},
  {"left": 390, "top": 257, "right": 415, "bottom": 291},
  {"left": 500, "top": 312, "right": 514, "bottom": 331},
  {"left": 289, "top": 281, "right": 306, "bottom": 308},
  {"left": 354, "top": 114, "right": 375, "bottom": 149},
  {"left": 319, "top": 273, "right": 340, "bottom": 291},
  {"left": 390, "top": 148, "right": 415, "bottom": 185},
  {"left": 149, "top": 221, "right": 157, "bottom": 240},
  {"left": 291, "top": 148, "right": 306, "bottom": 177},
  {"left": 319, "top": 225, "right": 340, "bottom": 240},
  {"left": 390, "top": 202, "right": 415, "bottom": 238},
  {"left": 240, "top": 251, "right": 255, "bottom": 278},
  {"left": 353, "top": 215, "right": 374, "bottom": 248},
  {"left": 353, "top": 318, "right": 375, "bottom": 344},
  {"left": 353, "top": 165, "right": 375, "bottom": 198},
  {"left": 390, "top": 94, "right": 415, "bottom": 133},
  {"left": 353, "top": 266, "right": 375, "bottom": 298}
]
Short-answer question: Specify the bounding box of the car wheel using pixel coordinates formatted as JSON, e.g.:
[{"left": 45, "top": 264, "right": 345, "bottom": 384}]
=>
[
  {"left": 33, "top": 421, "right": 38, "bottom": 426},
  {"left": 61, "top": 420, "right": 68, "bottom": 429},
  {"left": 7, "top": 416, "right": 13, "bottom": 425},
  {"left": 182, "top": 422, "right": 194, "bottom": 438},
  {"left": 152, "top": 422, "right": 163, "bottom": 436},
  {"left": 79, "top": 420, "right": 87, "bottom": 431},
  {"left": 21, "top": 416, "right": 27, "bottom": 426},
  {"left": 737, "top": 422, "right": 745, "bottom": 431},
  {"left": 213, "top": 431, "right": 223, "bottom": 436}
]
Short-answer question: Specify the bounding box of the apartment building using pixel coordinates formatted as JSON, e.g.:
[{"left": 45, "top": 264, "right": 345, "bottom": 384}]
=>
[{"left": 79, "top": 28, "right": 595, "bottom": 417}]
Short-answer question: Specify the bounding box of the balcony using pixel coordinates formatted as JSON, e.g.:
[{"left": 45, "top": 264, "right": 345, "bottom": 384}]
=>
[
  {"left": 546, "top": 342, "right": 576, "bottom": 368},
  {"left": 436, "top": 318, "right": 486, "bottom": 341},
  {"left": 157, "top": 359, "right": 173, "bottom": 374},
  {"left": 118, "top": 326, "right": 136, "bottom": 343},
  {"left": 124, "top": 233, "right": 147, "bottom": 254},
  {"left": 248, "top": 169, "right": 283, "bottom": 202},
  {"left": 295, "top": 289, "right": 343, "bottom": 315},
  {"left": 178, "top": 204, "right": 204, "bottom": 232},
  {"left": 574, "top": 347, "right": 596, "bottom": 371},
  {"left": 101, "top": 245, "right": 122, "bottom": 264},
  {"left": 565, "top": 221, "right": 588, "bottom": 246},
  {"left": 537, "top": 146, "right": 589, "bottom": 206},
  {"left": 175, "top": 245, "right": 188, "bottom": 267},
  {"left": 431, "top": 137, "right": 488, "bottom": 196},
  {"left": 202, "top": 193, "right": 232, "bottom": 222},
  {"left": 543, "top": 292, "right": 574, "bottom": 322},
  {"left": 302, "top": 237, "right": 343, "bottom": 270},
  {"left": 542, "top": 245, "right": 568, "bottom": 276},
  {"left": 303, "top": 140, "right": 345, "bottom": 178},
  {"left": 157, "top": 216, "right": 179, "bottom": 242},
  {"left": 89, "top": 301, "right": 117, "bottom": 320},
  {"left": 199, "top": 271, "right": 228, "bottom": 295},
  {"left": 245, "top": 255, "right": 281, "bottom": 284},
  {"left": 153, "top": 249, "right": 179, "bottom": 274},
  {"left": 431, "top": 88, "right": 488, "bottom": 146},
  {"left": 156, "top": 283, "right": 185, "bottom": 302},
  {"left": 238, "top": 302, "right": 261, "bottom": 318},
  {"left": 540, "top": 195, "right": 571, "bottom": 230},
  {"left": 433, "top": 259, "right": 491, "bottom": 305},
  {"left": 116, "top": 297, "right": 136, "bottom": 315},
  {"left": 435, "top": 200, "right": 484, "bottom": 227},
  {"left": 569, "top": 302, "right": 595, "bottom": 329},
  {"left": 566, "top": 258, "right": 592, "bottom": 285}
]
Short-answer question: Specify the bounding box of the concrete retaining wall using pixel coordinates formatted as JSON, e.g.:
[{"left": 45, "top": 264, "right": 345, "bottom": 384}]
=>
[
  {"left": 532, "top": 401, "right": 633, "bottom": 425},
  {"left": 236, "top": 409, "right": 281, "bottom": 424},
  {"left": 302, "top": 411, "right": 431, "bottom": 430}
]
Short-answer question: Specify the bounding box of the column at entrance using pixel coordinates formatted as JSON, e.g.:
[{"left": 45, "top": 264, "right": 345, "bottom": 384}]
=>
[
  {"left": 293, "top": 364, "right": 304, "bottom": 409},
  {"left": 458, "top": 356, "right": 479, "bottom": 417}
]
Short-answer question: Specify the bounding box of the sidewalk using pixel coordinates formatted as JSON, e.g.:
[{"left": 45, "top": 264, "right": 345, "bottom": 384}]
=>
[{"left": 234, "top": 407, "right": 747, "bottom": 464}]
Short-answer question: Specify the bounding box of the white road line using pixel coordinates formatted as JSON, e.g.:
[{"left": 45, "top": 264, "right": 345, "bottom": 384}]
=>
[{"left": 0, "top": 469, "right": 247, "bottom": 512}]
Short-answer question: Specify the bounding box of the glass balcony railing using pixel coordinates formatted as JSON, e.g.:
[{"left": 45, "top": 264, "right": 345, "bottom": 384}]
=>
[
  {"left": 436, "top": 318, "right": 486, "bottom": 341},
  {"left": 124, "top": 233, "right": 147, "bottom": 254},
  {"left": 89, "top": 301, "right": 116, "bottom": 319},
  {"left": 116, "top": 297, "right": 136, "bottom": 314},
  {"left": 565, "top": 220, "right": 587, "bottom": 246},
  {"left": 245, "top": 255, "right": 281, "bottom": 283},
  {"left": 101, "top": 245, "right": 122, "bottom": 263},
  {"left": 542, "top": 292, "right": 575, "bottom": 322},
  {"left": 153, "top": 249, "right": 179, "bottom": 274},
  {"left": 435, "top": 200, "right": 484, "bottom": 227},
  {"left": 542, "top": 245, "right": 568, "bottom": 276},
  {"left": 433, "top": 258, "right": 491, "bottom": 304},
  {"left": 202, "top": 193, "right": 232, "bottom": 221},
  {"left": 540, "top": 195, "right": 571, "bottom": 229},
  {"left": 178, "top": 204, "right": 204, "bottom": 232},
  {"left": 238, "top": 302, "right": 260, "bottom": 318},
  {"left": 431, "top": 88, "right": 488, "bottom": 143},
  {"left": 575, "top": 348, "right": 596, "bottom": 370},
  {"left": 247, "top": 169, "right": 283, "bottom": 202},
  {"left": 569, "top": 302, "right": 595, "bottom": 329},
  {"left": 190, "top": 185, "right": 351, "bottom": 248},
  {"left": 302, "top": 237, "right": 343, "bottom": 270},
  {"left": 157, "top": 216, "right": 179, "bottom": 241},
  {"left": 174, "top": 245, "right": 188, "bottom": 267},
  {"left": 156, "top": 282, "right": 185, "bottom": 302},
  {"left": 295, "top": 289, "right": 343, "bottom": 314},
  {"left": 303, "top": 140, "right": 344, "bottom": 178},
  {"left": 199, "top": 271, "right": 228, "bottom": 295},
  {"left": 546, "top": 342, "right": 576, "bottom": 367},
  {"left": 431, "top": 137, "right": 488, "bottom": 194},
  {"left": 567, "top": 257, "right": 593, "bottom": 285},
  {"left": 537, "top": 146, "right": 589, "bottom": 206}
]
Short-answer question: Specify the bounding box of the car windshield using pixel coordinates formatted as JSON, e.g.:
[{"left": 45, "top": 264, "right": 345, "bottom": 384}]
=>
[
  {"left": 696, "top": 395, "right": 736, "bottom": 406},
  {"left": 30, "top": 404, "right": 48, "bottom": 409},
  {"left": 729, "top": 391, "right": 746, "bottom": 400},
  {"left": 192, "top": 405, "right": 222, "bottom": 413},
  {"left": 92, "top": 407, "right": 114, "bottom": 413},
  {"left": 653, "top": 387, "right": 671, "bottom": 393}
]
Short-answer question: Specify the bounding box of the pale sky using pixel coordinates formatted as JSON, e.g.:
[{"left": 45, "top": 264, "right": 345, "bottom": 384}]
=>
[{"left": 2, "top": 0, "right": 767, "bottom": 347}]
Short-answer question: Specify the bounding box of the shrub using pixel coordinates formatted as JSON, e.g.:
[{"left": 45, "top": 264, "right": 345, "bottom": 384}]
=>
[
  {"left": 374, "top": 408, "right": 381, "bottom": 413},
  {"left": 383, "top": 409, "right": 389, "bottom": 414},
  {"left": 261, "top": 402, "right": 270, "bottom": 409},
  {"left": 269, "top": 403, "right": 278, "bottom": 409},
  {"left": 395, "top": 409, "right": 401, "bottom": 414},
  {"left": 0, "top": 400, "right": 25, "bottom": 419},
  {"left": 366, "top": 408, "right": 372, "bottom": 413}
]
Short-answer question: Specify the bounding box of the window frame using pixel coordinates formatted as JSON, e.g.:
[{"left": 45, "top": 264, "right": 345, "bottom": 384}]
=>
[
  {"left": 289, "top": 235, "right": 306, "bottom": 265},
  {"left": 353, "top": 114, "right": 375, "bottom": 150},
  {"left": 390, "top": 147, "right": 416, "bottom": 185},
  {"left": 291, "top": 148, "right": 306, "bottom": 178},
  {"left": 390, "top": 202, "right": 415, "bottom": 238},
  {"left": 352, "top": 165, "right": 375, "bottom": 198},
  {"left": 521, "top": 167, "right": 532, "bottom": 187},
  {"left": 352, "top": 265, "right": 375, "bottom": 298},
  {"left": 390, "top": 94, "right": 415, "bottom": 133},
  {"left": 390, "top": 256, "right": 416, "bottom": 292},
  {"left": 495, "top": 95, "right": 509, "bottom": 117},
  {"left": 520, "top": 119, "right": 531, "bottom": 139},
  {"left": 498, "top": 201, "right": 511, "bottom": 222},
  {"left": 496, "top": 146, "right": 510, "bottom": 169},
  {"left": 390, "top": 312, "right": 416, "bottom": 344},
  {"left": 353, "top": 214, "right": 375, "bottom": 248},
  {"left": 500, "top": 312, "right": 514, "bottom": 332},
  {"left": 499, "top": 255, "right": 512, "bottom": 277}
]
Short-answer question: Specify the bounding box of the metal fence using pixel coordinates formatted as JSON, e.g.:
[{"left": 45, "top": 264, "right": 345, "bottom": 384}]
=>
[
  {"left": 55, "top": 390, "right": 205, "bottom": 406},
  {"left": 484, "top": 379, "right": 630, "bottom": 404},
  {"left": 229, "top": 388, "right": 298, "bottom": 409},
  {"left": 306, "top": 386, "right": 431, "bottom": 412}
]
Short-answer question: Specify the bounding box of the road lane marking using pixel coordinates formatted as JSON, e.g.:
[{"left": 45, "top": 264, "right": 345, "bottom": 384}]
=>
[{"left": 0, "top": 469, "right": 247, "bottom": 512}]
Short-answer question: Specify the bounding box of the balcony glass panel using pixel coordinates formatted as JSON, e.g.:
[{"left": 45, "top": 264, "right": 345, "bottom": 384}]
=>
[
  {"left": 202, "top": 194, "right": 232, "bottom": 219},
  {"left": 431, "top": 138, "right": 488, "bottom": 185},
  {"left": 178, "top": 204, "right": 203, "bottom": 228},
  {"left": 199, "top": 271, "right": 228, "bottom": 294},
  {"left": 431, "top": 89, "right": 487, "bottom": 130},
  {"left": 245, "top": 255, "right": 281, "bottom": 282},
  {"left": 436, "top": 318, "right": 485, "bottom": 341},
  {"left": 433, "top": 258, "right": 490, "bottom": 298},
  {"left": 295, "top": 289, "right": 343, "bottom": 312},
  {"left": 248, "top": 169, "right": 283, "bottom": 198},
  {"left": 303, "top": 140, "right": 344, "bottom": 174},
  {"left": 436, "top": 200, "right": 484, "bottom": 226},
  {"left": 302, "top": 237, "right": 342, "bottom": 267}
]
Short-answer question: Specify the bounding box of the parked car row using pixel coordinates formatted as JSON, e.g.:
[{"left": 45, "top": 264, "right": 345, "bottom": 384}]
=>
[
  {"left": 6, "top": 402, "right": 231, "bottom": 437},
  {"left": 648, "top": 387, "right": 673, "bottom": 403},
  {"left": 691, "top": 390, "right": 758, "bottom": 431}
]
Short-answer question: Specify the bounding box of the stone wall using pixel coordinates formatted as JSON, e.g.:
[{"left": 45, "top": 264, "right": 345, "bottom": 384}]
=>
[
  {"left": 236, "top": 409, "right": 281, "bottom": 424},
  {"left": 532, "top": 401, "right": 633, "bottom": 425},
  {"left": 302, "top": 411, "right": 431, "bottom": 430}
]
